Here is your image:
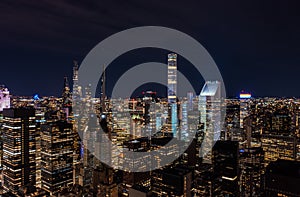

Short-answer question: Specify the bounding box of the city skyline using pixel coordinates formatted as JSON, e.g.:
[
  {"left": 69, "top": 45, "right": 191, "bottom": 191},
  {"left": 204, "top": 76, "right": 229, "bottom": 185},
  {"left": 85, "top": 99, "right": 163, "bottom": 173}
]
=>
[
  {"left": 0, "top": 53, "right": 299, "bottom": 196},
  {"left": 0, "top": 1, "right": 300, "bottom": 196}
]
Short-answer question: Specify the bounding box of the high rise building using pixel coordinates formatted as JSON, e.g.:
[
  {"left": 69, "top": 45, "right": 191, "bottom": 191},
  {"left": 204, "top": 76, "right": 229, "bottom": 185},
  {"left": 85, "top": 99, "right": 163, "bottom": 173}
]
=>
[
  {"left": 72, "top": 61, "right": 80, "bottom": 102},
  {"left": 167, "top": 53, "right": 177, "bottom": 104},
  {"left": 224, "top": 99, "right": 240, "bottom": 141},
  {"left": 167, "top": 53, "right": 178, "bottom": 137},
  {"left": 212, "top": 140, "right": 239, "bottom": 197},
  {"left": 71, "top": 61, "right": 84, "bottom": 186},
  {"left": 187, "top": 92, "right": 194, "bottom": 111},
  {"left": 239, "top": 91, "right": 252, "bottom": 128},
  {"left": 199, "top": 81, "right": 221, "bottom": 164},
  {"left": 40, "top": 121, "right": 74, "bottom": 195},
  {"left": 239, "top": 147, "right": 264, "bottom": 197},
  {"left": 62, "top": 76, "right": 72, "bottom": 119},
  {"left": 180, "top": 101, "right": 188, "bottom": 140},
  {"left": 0, "top": 86, "right": 10, "bottom": 112},
  {"left": 2, "top": 108, "right": 36, "bottom": 195},
  {"left": 261, "top": 109, "right": 296, "bottom": 165},
  {"left": 169, "top": 103, "right": 178, "bottom": 137}
]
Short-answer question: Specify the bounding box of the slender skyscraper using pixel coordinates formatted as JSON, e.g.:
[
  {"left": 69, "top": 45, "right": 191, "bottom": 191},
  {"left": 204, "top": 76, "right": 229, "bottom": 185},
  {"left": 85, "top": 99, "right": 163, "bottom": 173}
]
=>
[
  {"left": 187, "top": 92, "right": 194, "bottom": 111},
  {"left": 100, "top": 64, "right": 106, "bottom": 113},
  {"left": 62, "top": 76, "right": 72, "bottom": 119},
  {"left": 71, "top": 61, "right": 82, "bottom": 185},
  {"left": 181, "top": 101, "right": 188, "bottom": 140},
  {"left": 239, "top": 91, "right": 251, "bottom": 128},
  {"left": 168, "top": 53, "right": 177, "bottom": 103},
  {"left": 167, "top": 53, "right": 178, "bottom": 137},
  {"left": 72, "top": 61, "right": 80, "bottom": 101}
]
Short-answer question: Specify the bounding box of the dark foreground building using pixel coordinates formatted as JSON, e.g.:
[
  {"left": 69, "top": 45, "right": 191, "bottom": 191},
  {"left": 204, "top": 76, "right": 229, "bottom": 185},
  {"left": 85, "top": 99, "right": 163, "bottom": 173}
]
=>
[
  {"left": 264, "top": 159, "right": 300, "bottom": 197},
  {"left": 212, "top": 140, "right": 239, "bottom": 196}
]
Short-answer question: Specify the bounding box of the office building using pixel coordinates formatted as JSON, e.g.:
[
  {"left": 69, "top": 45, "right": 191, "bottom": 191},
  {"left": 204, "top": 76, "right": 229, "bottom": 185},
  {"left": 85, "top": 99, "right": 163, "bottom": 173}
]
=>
[
  {"left": 0, "top": 86, "right": 10, "bottom": 112},
  {"left": 239, "top": 147, "right": 264, "bottom": 197},
  {"left": 199, "top": 81, "right": 221, "bottom": 164},
  {"left": 2, "top": 108, "right": 36, "bottom": 195},
  {"left": 40, "top": 121, "right": 74, "bottom": 195},
  {"left": 167, "top": 53, "right": 178, "bottom": 137},
  {"left": 240, "top": 91, "right": 251, "bottom": 128}
]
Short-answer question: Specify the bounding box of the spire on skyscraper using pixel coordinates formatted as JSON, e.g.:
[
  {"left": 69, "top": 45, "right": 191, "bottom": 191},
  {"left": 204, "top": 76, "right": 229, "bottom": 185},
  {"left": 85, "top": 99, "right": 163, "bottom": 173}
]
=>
[
  {"left": 62, "top": 76, "right": 71, "bottom": 105},
  {"left": 100, "top": 65, "right": 106, "bottom": 113}
]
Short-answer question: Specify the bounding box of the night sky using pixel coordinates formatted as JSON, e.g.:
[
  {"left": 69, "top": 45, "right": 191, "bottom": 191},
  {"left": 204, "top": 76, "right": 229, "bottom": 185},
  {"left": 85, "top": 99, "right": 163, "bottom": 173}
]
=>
[{"left": 0, "top": 0, "right": 300, "bottom": 97}]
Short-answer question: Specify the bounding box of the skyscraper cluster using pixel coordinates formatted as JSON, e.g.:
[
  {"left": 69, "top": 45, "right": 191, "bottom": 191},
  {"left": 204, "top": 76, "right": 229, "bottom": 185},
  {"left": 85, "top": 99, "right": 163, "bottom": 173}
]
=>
[{"left": 0, "top": 53, "right": 299, "bottom": 197}]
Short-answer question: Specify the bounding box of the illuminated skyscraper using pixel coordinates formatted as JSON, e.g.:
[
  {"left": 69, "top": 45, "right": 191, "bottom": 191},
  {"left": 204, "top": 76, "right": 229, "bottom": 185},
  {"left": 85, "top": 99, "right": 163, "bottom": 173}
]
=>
[
  {"left": 180, "top": 101, "right": 188, "bottom": 140},
  {"left": 239, "top": 147, "right": 264, "bottom": 197},
  {"left": 169, "top": 103, "right": 178, "bottom": 137},
  {"left": 80, "top": 85, "right": 96, "bottom": 188},
  {"left": 261, "top": 109, "right": 296, "bottom": 165},
  {"left": 167, "top": 53, "right": 178, "bottom": 137},
  {"left": 199, "top": 81, "right": 221, "bottom": 164},
  {"left": 0, "top": 86, "right": 10, "bottom": 112},
  {"left": 40, "top": 121, "right": 74, "bottom": 195},
  {"left": 72, "top": 61, "right": 80, "bottom": 102},
  {"left": 187, "top": 92, "right": 194, "bottom": 111},
  {"left": 2, "top": 108, "right": 36, "bottom": 195},
  {"left": 225, "top": 99, "right": 240, "bottom": 141},
  {"left": 168, "top": 53, "right": 177, "bottom": 103},
  {"left": 239, "top": 91, "right": 252, "bottom": 128},
  {"left": 62, "top": 76, "right": 72, "bottom": 120}
]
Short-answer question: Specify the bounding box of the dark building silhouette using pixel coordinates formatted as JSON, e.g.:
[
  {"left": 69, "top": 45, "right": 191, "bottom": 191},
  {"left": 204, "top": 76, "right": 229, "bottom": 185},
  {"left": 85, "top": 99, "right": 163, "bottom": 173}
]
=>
[
  {"left": 212, "top": 140, "right": 239, "bottom": 196},
  {"left": 152, "top": 165, "right": 193, "bottom": 197},
  {"left": 264, "top": 159, "right": 300, "bottom": 197}
]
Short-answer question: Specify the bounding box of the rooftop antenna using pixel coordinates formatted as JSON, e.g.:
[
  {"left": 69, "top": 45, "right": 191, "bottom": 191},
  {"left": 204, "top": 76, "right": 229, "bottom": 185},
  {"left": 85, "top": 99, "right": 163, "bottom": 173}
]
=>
[{"left": 101, "top": 65, "right": 106, "bottom": 112}]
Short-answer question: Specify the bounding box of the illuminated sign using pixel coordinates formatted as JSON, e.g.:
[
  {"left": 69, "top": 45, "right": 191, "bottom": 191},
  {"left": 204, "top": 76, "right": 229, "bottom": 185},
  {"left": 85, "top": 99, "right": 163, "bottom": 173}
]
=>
[
  {"left": 33, "top": 94, "right": 40, "bottom": 100},
  {"left": 240, "top": 93, "right": 251, "bottom": 99}
]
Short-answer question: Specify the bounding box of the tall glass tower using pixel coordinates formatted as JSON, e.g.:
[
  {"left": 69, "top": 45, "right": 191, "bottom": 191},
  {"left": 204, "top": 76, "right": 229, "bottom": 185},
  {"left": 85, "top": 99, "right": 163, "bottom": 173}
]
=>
[
  {"left": 199, "top": 81, "right": 221, "bottom": 164},
  {"left": 167, "top": 53, "right": 177, "bottom": 103},
  {"left": 167, "top": 53, "right": 178, "bottom": 137}
]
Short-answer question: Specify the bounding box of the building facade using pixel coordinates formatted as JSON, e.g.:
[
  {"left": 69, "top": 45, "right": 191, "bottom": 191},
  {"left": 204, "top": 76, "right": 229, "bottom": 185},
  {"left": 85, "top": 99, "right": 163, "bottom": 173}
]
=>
[{"left": 2, "top": 108, "right": 36, "bottom": 195}]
